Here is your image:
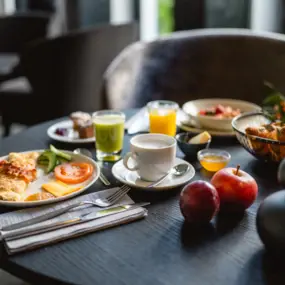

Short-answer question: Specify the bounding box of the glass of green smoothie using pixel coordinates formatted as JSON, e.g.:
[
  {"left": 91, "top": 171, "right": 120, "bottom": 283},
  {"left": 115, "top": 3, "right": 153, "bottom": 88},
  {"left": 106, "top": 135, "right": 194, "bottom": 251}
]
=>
[{"left": 92, "top": 110, "right": 125, "bottom": 161}]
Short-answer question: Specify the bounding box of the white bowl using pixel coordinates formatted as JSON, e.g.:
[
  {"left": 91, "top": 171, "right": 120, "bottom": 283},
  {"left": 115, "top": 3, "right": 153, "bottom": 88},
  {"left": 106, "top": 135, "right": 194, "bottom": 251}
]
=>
[{"left": 182, "top": 98, "right": 261, "bottom": 131}]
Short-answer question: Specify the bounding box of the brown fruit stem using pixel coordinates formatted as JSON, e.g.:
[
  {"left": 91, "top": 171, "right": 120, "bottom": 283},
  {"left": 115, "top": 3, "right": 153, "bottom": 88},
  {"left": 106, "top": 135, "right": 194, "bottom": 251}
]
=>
[{"left": 236, "top": 165, "right": 240, "bottom": 175}]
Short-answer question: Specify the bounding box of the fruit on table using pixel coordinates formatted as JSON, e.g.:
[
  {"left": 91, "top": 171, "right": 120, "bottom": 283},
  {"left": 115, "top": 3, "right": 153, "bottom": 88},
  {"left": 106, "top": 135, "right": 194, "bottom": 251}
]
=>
[
  {"left": 211, "top": 165, "right": 258, "bottom": 211},
  {"left": 188, "top": 131, "right": 211, "bottom": 144},
  {"left": 179, "top": 180, "right": 220, "bottom": 223},
  {"left": 256, "top": 190, "right": 285, "bottom": 254}
]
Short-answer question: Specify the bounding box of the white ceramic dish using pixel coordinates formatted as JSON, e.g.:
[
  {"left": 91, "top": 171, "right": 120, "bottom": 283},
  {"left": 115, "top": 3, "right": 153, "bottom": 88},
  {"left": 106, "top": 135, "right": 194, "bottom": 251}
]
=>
[
  {"left": 182, "top": 99, "right": 261, "bottom": 131},
  {"left": 176, "top": 111, "right": 235, "bottom": 137},
  {"left": 47, "top": 120, "right": 95, "bottom": 144},
  {"left": 0, "top": 150, "right": 100, "bottom": 207},
  {"left": 112, "top": 157, "right": 195, "bottom": 190}
]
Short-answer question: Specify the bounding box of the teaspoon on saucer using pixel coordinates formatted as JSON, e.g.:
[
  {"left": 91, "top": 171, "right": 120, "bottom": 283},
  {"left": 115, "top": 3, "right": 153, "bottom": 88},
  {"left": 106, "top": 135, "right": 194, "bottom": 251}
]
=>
[
  {"left": 73, "top": 148, "right": 111, "bottom": 186},
  {"left": 147, "top": 163, "right": 190, "bottom": 188}
]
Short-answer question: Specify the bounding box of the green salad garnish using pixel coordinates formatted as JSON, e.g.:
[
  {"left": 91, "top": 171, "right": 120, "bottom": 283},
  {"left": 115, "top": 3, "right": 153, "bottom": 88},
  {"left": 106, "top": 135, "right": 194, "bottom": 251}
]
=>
[{"left": 37, "top": 145, "right": 71, "bottom": 173}]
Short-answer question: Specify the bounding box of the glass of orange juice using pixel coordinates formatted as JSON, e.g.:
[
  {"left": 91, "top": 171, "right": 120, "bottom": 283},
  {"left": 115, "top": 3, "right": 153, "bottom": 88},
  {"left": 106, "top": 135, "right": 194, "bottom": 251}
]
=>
[{"left": 147, "top": 100, "right": 179, "bottom": 136}]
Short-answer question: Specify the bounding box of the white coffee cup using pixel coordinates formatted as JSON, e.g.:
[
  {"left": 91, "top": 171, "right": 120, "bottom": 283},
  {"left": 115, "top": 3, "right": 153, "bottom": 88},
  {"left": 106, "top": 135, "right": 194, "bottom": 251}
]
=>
[{"left": 123, "top": 134, "right": 176, "bottom": 181}]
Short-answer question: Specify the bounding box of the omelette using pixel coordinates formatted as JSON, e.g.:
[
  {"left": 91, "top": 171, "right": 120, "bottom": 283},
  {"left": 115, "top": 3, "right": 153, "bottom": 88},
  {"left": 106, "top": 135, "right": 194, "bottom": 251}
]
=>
[{"left": 0, "top": 152, "right": 39, "bottom": 201}]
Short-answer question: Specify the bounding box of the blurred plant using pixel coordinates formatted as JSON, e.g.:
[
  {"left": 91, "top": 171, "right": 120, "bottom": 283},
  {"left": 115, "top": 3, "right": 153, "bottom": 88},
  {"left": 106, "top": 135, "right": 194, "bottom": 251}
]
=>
[
  {"left": 159, "top": 0, "right": 174, "bottom": 34},
  {"left": 263, "top": 81, "right": 285, "bottom": 123}
]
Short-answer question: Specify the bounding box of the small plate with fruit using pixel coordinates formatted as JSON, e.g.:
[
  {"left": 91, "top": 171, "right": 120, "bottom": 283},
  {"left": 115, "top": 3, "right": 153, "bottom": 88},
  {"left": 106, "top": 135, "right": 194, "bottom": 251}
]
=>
[
  {"left": 47, "top": 111, "right": 95, "bottom": 143},
  {"left": 182, "top": 98, "right": 261, "bottom": 132}
]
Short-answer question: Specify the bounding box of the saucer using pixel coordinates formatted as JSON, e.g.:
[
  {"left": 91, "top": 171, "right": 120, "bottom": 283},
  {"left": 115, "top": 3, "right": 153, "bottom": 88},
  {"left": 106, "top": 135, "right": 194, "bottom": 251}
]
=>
[{"left": 112, "top": 157, "right": 195, "bottom": 190}]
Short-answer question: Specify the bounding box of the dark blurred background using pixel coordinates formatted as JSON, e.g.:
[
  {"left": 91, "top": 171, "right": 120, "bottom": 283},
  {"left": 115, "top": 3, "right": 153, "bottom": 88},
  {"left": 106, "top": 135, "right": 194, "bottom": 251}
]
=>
[{"left": 0, "top": 0, "right": 283, "bottom": 136}]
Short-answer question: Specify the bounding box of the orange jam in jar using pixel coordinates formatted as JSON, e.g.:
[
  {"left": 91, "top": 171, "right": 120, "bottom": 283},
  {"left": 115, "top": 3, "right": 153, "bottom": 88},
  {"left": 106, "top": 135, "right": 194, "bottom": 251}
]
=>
[{"left": 198, "top": 149, "right": 231, "bottom": 172}]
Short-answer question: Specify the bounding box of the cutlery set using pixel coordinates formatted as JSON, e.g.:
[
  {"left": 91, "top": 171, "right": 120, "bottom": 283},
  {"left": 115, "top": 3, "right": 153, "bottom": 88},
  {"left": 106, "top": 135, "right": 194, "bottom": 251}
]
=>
[
  {"left": 2, "top": 202, "right": 150, "bottom": 241},
  {"left": 1, "top": 185, "right": 150, "bottom": 240}
]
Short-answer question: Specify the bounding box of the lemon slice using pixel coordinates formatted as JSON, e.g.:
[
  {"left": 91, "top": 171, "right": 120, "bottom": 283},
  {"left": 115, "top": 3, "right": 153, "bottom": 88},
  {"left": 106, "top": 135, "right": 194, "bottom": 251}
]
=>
[{"left": 188, "top": 131, "right": 211, "bottom": 144}]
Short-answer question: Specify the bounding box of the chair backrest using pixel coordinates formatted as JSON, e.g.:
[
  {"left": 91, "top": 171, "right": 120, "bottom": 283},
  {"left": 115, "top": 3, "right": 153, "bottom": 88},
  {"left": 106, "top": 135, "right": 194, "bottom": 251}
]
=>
[
  {"left": 103, "top": 29, "right": 285, "bottom": 109},
  {"left": 21, "top": 22, "right": 138, "bottom": 119},
  {"left": 0, "top": 12, "right": 50, "bottom": 53}
]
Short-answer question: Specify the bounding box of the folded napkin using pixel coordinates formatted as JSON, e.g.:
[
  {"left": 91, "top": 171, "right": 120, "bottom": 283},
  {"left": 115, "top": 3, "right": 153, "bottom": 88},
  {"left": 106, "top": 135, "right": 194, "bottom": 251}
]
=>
[
  {"left": 0, "top": 188, "right": 147, "bottom": 255},
  {"left": 125, "top": 107, "right": 149, "bottom": 134}
]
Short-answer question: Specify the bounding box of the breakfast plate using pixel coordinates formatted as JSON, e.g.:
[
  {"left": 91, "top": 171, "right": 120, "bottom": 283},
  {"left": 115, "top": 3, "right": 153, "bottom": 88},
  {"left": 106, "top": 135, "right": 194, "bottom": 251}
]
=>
[
  {"left": 112, "top": 157, "right": 195, "bottom": 190},
  {"left": 0, "top": 150, "right": 100, "bottom": 207},
  {"left": 47, "top": 120, "right": 95, "bottom": 144}
]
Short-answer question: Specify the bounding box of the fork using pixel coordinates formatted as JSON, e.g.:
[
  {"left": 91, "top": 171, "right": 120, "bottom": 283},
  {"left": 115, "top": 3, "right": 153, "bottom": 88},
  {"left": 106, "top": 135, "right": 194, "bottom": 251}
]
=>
[{"left": 2, "top": 185, "right": 131, "bottom": 231}]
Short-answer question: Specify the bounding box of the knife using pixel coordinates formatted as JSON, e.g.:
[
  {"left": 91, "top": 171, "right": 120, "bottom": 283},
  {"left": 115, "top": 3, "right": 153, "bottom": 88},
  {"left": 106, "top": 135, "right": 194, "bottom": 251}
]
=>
[{"left": 2, "top": 202, "right": 150, "bottom": 241}]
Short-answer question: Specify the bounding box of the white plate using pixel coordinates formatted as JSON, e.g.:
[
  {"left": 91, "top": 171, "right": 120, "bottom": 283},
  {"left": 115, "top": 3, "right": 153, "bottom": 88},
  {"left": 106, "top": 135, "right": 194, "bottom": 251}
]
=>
[
  {"left": 177, "top": 111, "right": 236, "bottom": 137},
  {"left": 47, "top": 120, "right": 95, "bottom": 144},
  {"left": 0, "top": 150, "right": 100, "bottom": 207},
  {"left": 182, "top": 99, "right": 261, "bottom": 131},
  {"left": 112, "top": 157, "right": 195, "bottom": 190}
]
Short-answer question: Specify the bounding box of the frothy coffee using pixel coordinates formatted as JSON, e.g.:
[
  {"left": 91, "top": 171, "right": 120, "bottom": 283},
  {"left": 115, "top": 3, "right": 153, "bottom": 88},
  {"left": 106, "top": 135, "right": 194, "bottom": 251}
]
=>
[
  {"left": 135, "top": 139, "right": 170, "bottom": 149},
  {"left": 124, "top": 133, "right": 177, "bottom": 181}
]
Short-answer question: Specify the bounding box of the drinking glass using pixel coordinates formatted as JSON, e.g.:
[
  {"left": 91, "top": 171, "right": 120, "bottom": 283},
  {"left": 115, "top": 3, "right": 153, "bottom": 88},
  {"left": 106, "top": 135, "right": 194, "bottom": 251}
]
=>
[
  {"left": 93, "top": 110, "right": 125, "bottom": 161},
  {"left": 147, "top": 100, "right": 179, "bottom": 136}
]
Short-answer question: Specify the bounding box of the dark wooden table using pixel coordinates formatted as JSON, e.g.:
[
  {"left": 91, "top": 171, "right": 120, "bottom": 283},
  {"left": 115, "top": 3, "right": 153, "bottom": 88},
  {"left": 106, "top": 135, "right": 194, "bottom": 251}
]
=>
[{"left": 0, "top": 109, "right": 284, "bottom": 285}]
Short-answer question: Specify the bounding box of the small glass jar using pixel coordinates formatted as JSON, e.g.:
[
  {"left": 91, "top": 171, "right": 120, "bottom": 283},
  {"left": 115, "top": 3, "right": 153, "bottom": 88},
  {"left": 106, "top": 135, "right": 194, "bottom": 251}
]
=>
[{"left": 197, "top": 149, "right": 231, "bottom": 172}]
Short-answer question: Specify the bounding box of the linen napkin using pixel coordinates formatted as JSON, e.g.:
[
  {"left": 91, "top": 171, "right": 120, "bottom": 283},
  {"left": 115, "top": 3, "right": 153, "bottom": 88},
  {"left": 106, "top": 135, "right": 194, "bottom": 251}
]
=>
[
  {"left": 125, "top": 107, "right": 149, "bottom": 134},
  {"left": 0, "top": 188, "right": 147, "bottom": 255}
]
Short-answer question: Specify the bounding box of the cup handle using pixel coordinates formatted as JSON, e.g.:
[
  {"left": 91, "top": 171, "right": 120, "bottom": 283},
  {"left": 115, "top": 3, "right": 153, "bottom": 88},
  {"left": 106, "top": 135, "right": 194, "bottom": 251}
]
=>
[{"left": 123, "top": 152, "right": 139, "bottom": 171}]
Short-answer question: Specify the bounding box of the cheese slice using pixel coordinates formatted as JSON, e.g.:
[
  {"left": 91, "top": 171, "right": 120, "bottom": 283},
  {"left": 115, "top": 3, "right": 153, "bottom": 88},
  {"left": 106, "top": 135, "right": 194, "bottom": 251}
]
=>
[{"left": 41, "top": 180, "right": 83, "bottom": 197}]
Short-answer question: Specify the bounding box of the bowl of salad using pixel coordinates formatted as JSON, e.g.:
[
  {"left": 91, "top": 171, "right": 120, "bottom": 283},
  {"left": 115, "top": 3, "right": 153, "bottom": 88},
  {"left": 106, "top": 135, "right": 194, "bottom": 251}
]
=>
[{"left": 182, "top": 98, "right": 261, "bottom": 131}]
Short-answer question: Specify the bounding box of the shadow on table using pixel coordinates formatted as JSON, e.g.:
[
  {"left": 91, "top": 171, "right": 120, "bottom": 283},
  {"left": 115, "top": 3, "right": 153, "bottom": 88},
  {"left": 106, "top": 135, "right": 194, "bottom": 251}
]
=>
[
  {"left": 180, "top": 210, "right": 248, "bottom": 250},
  {"left": 180, "top": 221, "right": 217, "bottom": 248},
  {"left": 247, "top": 159, "right": 278, "bottom": 182},
  {"left": 246, "top": 159, "right": 282, "bottom": 199},
  {"left": 129, "top": 187, "right": 181, "bottom": 205},
  {"left": 234, "top": 248, "right": 285, "bottom": 285},
  {"left": 215, "top": 210, "right": 247, "bottom": 235},
  {"left": 262, "top": 250, "right": 285, "bottom": 285}
]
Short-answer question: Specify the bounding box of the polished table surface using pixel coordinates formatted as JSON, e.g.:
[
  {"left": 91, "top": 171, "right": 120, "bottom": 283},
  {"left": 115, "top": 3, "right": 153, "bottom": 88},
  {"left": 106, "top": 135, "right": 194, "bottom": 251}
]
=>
[{"left": 0, "top": 109, "right": 284, "bottom": 285}]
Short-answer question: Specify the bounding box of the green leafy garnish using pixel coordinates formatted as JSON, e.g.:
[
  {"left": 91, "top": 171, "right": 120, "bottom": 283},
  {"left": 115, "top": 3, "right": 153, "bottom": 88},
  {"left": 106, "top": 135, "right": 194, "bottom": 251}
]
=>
[
  {"left": 262, "top": 81, "right": 285, "bottom": 123},
  {"left": 37, "top": 146, "right": 72, "bottom": 173}
]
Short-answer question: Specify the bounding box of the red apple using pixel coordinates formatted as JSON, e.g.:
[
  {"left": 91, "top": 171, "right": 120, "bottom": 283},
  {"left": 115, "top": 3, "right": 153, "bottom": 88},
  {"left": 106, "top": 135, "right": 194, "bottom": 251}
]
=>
[
  {"left": 180, "top": 180, "right": 220, "bottom": 224},
  {"left": 211, "top": 165, "right": 258, "bottom": 211}
]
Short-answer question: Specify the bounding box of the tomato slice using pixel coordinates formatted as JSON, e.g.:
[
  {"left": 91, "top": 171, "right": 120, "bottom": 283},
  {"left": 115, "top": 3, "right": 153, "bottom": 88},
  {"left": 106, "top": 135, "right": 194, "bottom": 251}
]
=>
[{"left": 54, "top": 163, "right": 93, "bottom": 184}]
